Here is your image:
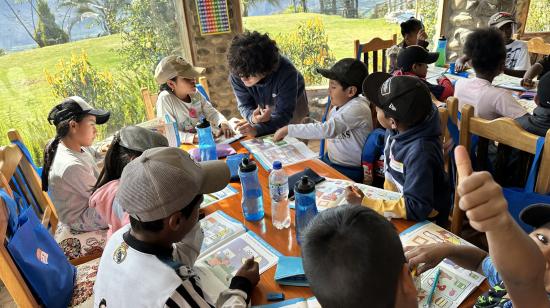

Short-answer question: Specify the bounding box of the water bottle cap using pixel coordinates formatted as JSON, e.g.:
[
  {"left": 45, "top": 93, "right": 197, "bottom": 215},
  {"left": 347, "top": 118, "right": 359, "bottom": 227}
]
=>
[
  {"left": 294, "top": 176, "right": 315, "bottom": 194},
  {"left": 439, "top": 36, "right": 446, "bottom": 40},
  {"left": 196, "top": 117, "right": 211, "bottom": 129},
  {"left": 239, "top": 157, "right": 257, "bottom": 172},
  {"left": 272, "top": 161, "right": 282, "bottom": 170}
]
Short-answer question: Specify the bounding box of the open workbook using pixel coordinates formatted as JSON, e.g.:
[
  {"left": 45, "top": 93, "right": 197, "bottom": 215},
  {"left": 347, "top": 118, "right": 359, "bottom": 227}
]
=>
[
  {"left": 290, "top": 178, "right": 402, "bottom": 211},
  {"left": 400, "top": 221, "right": 486, "bottom": 308},
  {"left": 252, "top": 297, "right": 320, "bottom": 308},
  {"left": 241, "top": 135, "right": 318, "bottom": 171},
  {"left": 200, "top": 185, "right": 239, "bottom": 209},
  {"left": 196, "top": 211, "right": 281, "bottom": 302}
]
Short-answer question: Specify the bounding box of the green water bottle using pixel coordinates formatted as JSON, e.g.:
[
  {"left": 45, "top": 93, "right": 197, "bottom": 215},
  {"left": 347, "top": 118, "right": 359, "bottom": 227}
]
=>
[{"left": 436, "top": 36, "right": 447, "bottom": 67}]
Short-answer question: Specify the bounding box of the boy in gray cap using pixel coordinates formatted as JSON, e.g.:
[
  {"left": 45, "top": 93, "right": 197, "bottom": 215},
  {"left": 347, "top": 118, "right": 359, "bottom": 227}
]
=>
[{"left": 94, "top": 147, "right": 259, "bottom": 307}]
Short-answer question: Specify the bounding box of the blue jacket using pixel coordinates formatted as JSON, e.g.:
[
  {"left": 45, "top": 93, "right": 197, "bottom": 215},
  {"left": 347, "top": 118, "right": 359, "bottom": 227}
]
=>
[
  {"left": 230, "top": 56, "right": 308, "bottom": 136},
  {"left": 384, "top": 105, "right": 451, "bottom": 224}
]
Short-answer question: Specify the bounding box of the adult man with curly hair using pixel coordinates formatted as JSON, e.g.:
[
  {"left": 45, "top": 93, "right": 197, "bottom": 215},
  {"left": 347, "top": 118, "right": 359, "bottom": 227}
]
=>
[{"left": 228, "top": 31, "right": 309, "bottom": 137}]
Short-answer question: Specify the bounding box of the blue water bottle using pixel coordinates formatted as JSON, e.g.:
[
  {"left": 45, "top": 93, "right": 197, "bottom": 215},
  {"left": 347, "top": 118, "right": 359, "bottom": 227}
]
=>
[
  {"left": 238, "top": 158, "right": 265, "bottom": 221},
  {"left": 196, "top": 118, "right": 217, "bottom": 161},
  {"left": 435, "top": 36, "right": 447, "bottom": 67},
  {"left": 294, "top": 176, "right": 318, "bottom": 245}
]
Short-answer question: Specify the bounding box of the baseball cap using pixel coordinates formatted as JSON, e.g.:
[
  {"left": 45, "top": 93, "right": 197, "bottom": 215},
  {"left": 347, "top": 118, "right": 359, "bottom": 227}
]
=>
[
  {"left": 362, "top": 73, "right": 432, "bottom": 125},
  {"left": 47, "top": 96, "right": 110, "bottom": 125},
  {"left": 116, "top": 147, "right": 229, "bottom": 222},
  {"left": 520, "top": 203, "right": 550, "bottom": 229},
  {"left": 397, "top": 45, "right": 439, "bottom": 71},
  {"left": 118, "top": 126, "right": 169, "bottom": 152},
  {"left": 316, "top": 58, "right": 368, "bottom": 88},
  {"left": 537, "top": 72, "right": 550, "bottom": 108},
  {"left": 488, "top": 12, "right": 516, "bottom": 29},
  {"left": 154, "top": 55, "right": 205, "bottom": 85}
]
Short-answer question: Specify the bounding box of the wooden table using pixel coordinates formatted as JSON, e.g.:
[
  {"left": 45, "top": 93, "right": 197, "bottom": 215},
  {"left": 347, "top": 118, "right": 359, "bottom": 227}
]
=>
[{"left": 184, "top": 141, "right": 489, "bottom": 306}]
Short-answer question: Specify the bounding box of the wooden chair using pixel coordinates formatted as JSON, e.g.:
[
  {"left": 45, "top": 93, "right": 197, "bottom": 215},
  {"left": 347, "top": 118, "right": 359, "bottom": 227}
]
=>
[
  {"left": 141, "top": 77, "right": 211, "bottom": 121},
  {"left": 1, "top": 132, "right": 105, "bottom": 265},
  {"left": 450, "top": 104, "right": 550, "bottom": 234},
  {"left": 354, "top": 34, "right": 397, "bottom": 74},
  {"left": 0, "top": 172, "right": 99, "bottom": 307},
  {"left": 526, "top": 37, "right": 550, "bottom": 56}
]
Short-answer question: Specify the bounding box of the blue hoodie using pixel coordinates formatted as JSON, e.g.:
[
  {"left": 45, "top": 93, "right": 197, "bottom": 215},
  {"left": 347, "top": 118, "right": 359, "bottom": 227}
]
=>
[
  {"left": 230, "top": 56, "right": 309, "bottom": 136},
  {"left": 383, "top": 105, "right": 451, "bottom": 224}
]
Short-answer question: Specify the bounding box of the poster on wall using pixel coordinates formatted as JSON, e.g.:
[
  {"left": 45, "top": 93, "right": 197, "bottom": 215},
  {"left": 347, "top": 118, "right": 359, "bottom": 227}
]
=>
[{"left": 196, "top": 0, "right": 232, "bottom": 35}]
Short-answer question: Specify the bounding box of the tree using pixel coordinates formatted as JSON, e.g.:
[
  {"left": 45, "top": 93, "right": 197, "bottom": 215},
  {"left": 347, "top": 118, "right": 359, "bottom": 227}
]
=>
[
  {"left": 59, "top": 0, "right": 130, "bottom": 36},
  {"left": 3, "top": 0, "right": 69, "bottom": 47},
  {"left": 241, "top": 0, "right": 282, "bottom": 17},
  {"left": 35, "top": 0, "right": 69, "bottom": 46}
]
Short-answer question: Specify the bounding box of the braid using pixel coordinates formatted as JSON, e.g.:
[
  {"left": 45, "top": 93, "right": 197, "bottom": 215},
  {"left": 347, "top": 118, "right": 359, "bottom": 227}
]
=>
[{"left": 41, "top": 136, "right": 61, "bottom": 191}]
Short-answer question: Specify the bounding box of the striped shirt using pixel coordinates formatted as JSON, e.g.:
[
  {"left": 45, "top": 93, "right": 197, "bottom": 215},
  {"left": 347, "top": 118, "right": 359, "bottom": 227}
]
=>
[{"left": 94, "top": 225, "right": 249, "bottom": 308}]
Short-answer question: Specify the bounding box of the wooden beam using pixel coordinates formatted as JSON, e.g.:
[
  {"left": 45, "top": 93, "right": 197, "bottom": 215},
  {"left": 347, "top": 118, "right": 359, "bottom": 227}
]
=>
[
  {"left": 516, "top": 0, "right": 531, "bottom": 36},
  {"left": 233, "top": 0, "right": 243, "bottom": 33},
  {"left": 434, "top": 0, "right": 450, "bottom": 41}
]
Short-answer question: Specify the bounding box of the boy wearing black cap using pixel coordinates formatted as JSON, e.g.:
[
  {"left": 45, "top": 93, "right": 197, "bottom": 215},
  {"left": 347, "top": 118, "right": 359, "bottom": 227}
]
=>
[
  {"left": 395, "top": 45, "right": 454, "bottom": 102},
  {"left": 274, "top": 58, "right": 372, "bottom": 182},
  {"left": 345, "top": 73, "right": 450, "bottom": 224},
  {"left": 516, "top": 72, "right": 550, "bottom": 137},
  {"left": 94, "top": 147, "right": 259, "bottom": 307}
]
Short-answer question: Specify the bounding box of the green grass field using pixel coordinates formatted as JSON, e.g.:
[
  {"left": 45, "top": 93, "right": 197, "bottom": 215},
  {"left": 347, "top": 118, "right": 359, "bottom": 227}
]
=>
[{"left": 244, "top": 13, "right": 399, "bottom": 60}]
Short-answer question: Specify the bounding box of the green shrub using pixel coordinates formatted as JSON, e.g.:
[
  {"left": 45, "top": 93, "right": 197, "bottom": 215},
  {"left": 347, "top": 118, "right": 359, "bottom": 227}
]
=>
[
  {"left": 526, "top": 0, "right": 550, "bottom": 32},
  {"left": 45, "top": 51, "right": 146, "bottom": 138},
  {"left": 274, "top": 17, "right": 335, "bottom": 85},
  {"left": 417, "top": 0, "right": 438, "bottom": 43}
]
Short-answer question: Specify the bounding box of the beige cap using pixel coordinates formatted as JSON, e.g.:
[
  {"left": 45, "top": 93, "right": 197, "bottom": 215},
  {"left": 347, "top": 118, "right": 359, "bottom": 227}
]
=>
[
  {"left": 115, "top": 147, "right": 229, "bottom": 222},
  {"left": 154, "top": 55, "right": 205, "bottom": 85}
]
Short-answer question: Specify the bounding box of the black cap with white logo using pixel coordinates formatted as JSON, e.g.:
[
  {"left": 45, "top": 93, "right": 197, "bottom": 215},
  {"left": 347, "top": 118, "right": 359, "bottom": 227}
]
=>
[{"left": 362, "top": 73, "right": 432, "bottom": 126}]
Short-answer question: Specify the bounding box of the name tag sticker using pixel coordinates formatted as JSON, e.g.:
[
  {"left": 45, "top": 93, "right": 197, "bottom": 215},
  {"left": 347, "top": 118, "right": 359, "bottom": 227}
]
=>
[{"left": 389, "top": 157, "right": 404, "bottom": 173}]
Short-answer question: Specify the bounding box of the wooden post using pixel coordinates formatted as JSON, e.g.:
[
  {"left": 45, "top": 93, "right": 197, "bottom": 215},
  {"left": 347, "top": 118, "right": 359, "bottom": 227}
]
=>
[
  {"left": 434, "top": 0, "right": 449, "bottom": 42},
  {"left": 516, "top": 0, "right": 531, "bottom": 36}
]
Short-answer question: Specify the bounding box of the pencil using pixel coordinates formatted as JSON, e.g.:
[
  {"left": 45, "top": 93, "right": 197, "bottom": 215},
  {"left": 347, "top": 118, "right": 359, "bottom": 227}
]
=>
[{"left": 425, "top": 268, "right": 441, "bottom": 308}]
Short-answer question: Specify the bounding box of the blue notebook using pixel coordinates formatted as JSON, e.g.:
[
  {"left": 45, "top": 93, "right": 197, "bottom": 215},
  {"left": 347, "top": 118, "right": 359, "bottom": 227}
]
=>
[{"left": 274, "top": 256, "right": 309, "bottom": 287}]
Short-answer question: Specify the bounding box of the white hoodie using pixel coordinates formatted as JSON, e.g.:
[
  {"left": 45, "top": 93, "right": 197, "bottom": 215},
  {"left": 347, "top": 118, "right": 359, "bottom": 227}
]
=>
[{"left": 287, "top": 96, "right": 373, "bottom": 167}]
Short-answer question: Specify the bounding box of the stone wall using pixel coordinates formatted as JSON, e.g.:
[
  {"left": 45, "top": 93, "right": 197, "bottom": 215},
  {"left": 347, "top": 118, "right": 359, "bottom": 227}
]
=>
[
  {"left": 183, "top": 0, "right": 241, "bottom": 118},
  {"left": 442, "top": 0, "right": 518, "bottom": 61}
]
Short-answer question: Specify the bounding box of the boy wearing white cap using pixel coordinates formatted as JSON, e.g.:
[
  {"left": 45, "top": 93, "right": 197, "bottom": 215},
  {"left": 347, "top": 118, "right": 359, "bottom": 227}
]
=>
[
  {"left": 94, "top": 147, "right": 259, "bottom": 307},
  {"left": 155, "top": 55, "right": 234, "bottom": 144}
]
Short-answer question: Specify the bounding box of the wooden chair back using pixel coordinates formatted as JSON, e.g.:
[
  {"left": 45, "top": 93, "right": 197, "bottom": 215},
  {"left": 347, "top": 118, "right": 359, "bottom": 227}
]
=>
[
  {"left": 451, "top": 104, "right": 550, "bottom": 234},
  {"left": 0, "top": 143, "right": 58, "bottom": 232},
  {"left": 437, "top": 107, "right": 450, "bottom": 170},
  {"left": 526, "top": 37, "right": 550, "bottom": 56},
  {"left": 0, "top": 172, "right": 40, "bottom": 307},
  {"left": 354, "top": 34, "right": 397, "bottom": 74},
  {"left": 141, "top": 77, "right": 211, "bottom": 121}
]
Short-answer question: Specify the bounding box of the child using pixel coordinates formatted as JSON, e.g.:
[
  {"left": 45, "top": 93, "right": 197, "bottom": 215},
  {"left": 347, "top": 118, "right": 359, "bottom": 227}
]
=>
[
  {"left": 42, "top": 96, "right": 110, "bottom": 232},
  {"left": 301, "top": 146, "right": 549, "bottom": 308},
  {"left": 89, "top": 126, "right": 169, "bottom": 238},
  {"left": 454, "top": 28, "right": 527, "bottom": 120},
  {"left": 387, "top": 17, "right": 429, "bottom": 74},
  {"left": 273, "top": 58, "right": 372, "bottom": 182},
  {"left": 394, "top": 45, "right": 454, "bottom": 101},
  {"left": 346, "top": 73, "right": 451, "bottom": 225},
  {"left": 522, "top": 56, "right": 550, "bottom": 88},
  {"left": 456, "top": 12, "right": 531, "bottom": 76},
  {"left": 228, "top": 31, "right": 309, "bottom": 137},
  {"left": 516, "top": 72, "right": 550, "bottom": 136},
  {"left": 94, "top": 147, "right": 259, "bottom": 307},
  {"left": 155, "top": 55, "right": 234, "bottom": 144}
]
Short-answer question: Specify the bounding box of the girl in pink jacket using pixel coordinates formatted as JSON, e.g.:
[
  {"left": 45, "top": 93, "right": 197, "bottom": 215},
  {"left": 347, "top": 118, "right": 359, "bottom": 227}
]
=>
[{"left": 89, "top": 126, "right": 168, "bottom": 237}]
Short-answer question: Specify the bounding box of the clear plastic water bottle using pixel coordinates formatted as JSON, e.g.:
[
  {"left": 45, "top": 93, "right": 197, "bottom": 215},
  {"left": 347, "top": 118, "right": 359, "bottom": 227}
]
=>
[
  {"left": 196, "top": 118, "right": 217, "bottom": 161},
  {"left": 294, "top": 176, "right": 318, "bottom": 244},
  {"left": 238, "top": 157, "right": 264, "bottom": 221},
  {"left": 435, "top": 36, "right": 447, "bottom": 67},
  {"left": 269, "top": 161, "right": 290, "bottom": 229}
]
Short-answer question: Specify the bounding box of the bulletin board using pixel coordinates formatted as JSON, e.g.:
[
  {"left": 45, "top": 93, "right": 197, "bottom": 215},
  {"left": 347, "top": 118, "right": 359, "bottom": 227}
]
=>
[{"left": 195, "top": 0, "right": 232, "bottom": 35}]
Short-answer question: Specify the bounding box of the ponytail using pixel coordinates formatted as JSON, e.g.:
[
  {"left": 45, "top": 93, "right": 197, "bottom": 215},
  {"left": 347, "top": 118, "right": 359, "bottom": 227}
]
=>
[
  {"left": 41, "top": 136, "right": 61, "bottom": 191},
  {"left": 92, "top": 133, "right": 142, "bottom": 193}
]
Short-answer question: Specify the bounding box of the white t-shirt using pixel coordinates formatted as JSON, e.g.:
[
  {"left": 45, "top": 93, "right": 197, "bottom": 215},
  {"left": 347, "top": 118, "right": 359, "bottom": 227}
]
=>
[
  {"left": 156, "top": 90, "right": 227, "bottom": 144},
  {"left": 48, "top": 142, "right": 107, "bottom": 231},
  {"left": 94, "top": 225, "right": 248, "bottom": 308},
  {"left": 454, "top": 78, "right": 527, "bottom": 120},
  {"left": 506, "top": 40, "right": 531, "bottom": 71},
  {"left": 287, "top": 96, "right": 373, "bottom": 167}
]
